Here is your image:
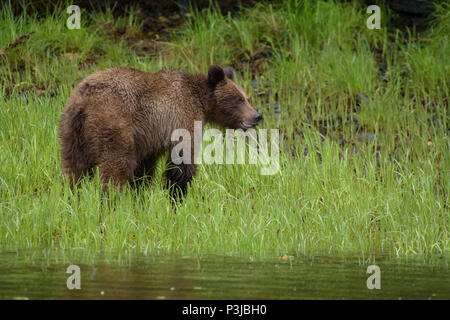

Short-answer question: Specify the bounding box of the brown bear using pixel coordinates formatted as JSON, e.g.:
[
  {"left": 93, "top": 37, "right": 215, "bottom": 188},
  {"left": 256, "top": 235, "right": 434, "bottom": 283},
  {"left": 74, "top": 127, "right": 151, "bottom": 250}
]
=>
[{"left": 60, "top": 66, "right": 262, "bottom": 198}]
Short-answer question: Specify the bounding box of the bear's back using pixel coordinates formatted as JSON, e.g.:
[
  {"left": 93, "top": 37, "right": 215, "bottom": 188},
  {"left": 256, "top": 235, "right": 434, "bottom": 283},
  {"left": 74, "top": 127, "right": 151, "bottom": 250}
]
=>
[
  {"left": 73, "top": 67, "right": 198, "bottom": 111},
  {"left": 69, "top": 67, "right": 205, "bottom": 157},
  {"left": 75, "top": 67, "right": 148, "bottom": 103}
]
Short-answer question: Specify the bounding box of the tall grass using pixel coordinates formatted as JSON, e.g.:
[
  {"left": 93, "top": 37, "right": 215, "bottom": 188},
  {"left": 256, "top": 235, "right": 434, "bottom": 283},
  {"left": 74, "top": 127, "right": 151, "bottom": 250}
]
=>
[{"left": 0, "top": 1, "right": 448, "bottom": 258}]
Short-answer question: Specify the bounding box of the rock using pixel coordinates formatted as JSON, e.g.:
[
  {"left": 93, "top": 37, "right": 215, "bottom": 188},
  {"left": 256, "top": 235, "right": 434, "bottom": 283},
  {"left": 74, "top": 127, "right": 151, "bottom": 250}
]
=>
[
  {"left": 274, "top": 102, "right": 280, "bottom": 118},
  {"left": 358, "top": 132, "right": 376, "bottom": 141},
  {"left": 356, "top": 93, "right": 368, "bottom": 106},
  {"left": 261, "top": 51, "right": 274, "bottom": 59},
  {"left": 18, "top": 93, "right": 27, "bottom": 102}
]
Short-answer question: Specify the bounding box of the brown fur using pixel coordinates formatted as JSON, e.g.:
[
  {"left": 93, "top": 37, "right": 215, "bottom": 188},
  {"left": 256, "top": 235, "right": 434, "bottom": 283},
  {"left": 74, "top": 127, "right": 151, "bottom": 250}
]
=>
[{"left": 60, "top": 66, "right": 261, "bottom": 198}]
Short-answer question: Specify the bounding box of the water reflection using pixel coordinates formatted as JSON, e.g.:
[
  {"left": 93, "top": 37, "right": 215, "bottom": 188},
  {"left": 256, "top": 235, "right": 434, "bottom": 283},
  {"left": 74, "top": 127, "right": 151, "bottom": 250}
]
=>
[{"left": 0, "top": 250, "right": 448, "bottom": 299}]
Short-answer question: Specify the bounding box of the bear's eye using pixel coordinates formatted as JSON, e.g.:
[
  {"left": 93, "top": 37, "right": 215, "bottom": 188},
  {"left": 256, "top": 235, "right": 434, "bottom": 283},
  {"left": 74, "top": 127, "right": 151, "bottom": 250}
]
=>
[{"left": 236, "top": 97, "right": 245, "bottom": 104}]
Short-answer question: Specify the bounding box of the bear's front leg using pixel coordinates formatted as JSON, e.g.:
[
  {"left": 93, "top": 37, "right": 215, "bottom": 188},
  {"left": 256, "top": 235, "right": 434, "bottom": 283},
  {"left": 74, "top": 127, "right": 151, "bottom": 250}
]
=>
[
  {"left": 133, "top": 154, "right": 158, "bottom": 189},
  {"left": 165, "top": 159, "right": 197, "bottom": 201}
]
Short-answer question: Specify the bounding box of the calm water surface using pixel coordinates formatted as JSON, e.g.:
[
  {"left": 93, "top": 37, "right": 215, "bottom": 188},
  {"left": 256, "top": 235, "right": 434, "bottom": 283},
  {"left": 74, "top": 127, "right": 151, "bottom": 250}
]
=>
[{"left": 0, "top": 250, "right": 448, "bottom": 299}]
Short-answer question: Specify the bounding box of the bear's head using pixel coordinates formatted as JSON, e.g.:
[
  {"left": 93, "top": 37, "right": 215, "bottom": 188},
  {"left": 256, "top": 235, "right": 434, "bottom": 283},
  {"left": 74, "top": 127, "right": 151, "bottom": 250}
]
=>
[{"left": 206, "top": 66, "right": 262, "bottom": 130}]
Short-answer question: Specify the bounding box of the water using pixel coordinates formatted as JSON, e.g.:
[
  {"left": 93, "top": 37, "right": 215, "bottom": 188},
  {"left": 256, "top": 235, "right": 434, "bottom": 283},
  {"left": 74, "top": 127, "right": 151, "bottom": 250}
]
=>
[{"left": 0, "top": 250, "right": 448, "bottom": 299}]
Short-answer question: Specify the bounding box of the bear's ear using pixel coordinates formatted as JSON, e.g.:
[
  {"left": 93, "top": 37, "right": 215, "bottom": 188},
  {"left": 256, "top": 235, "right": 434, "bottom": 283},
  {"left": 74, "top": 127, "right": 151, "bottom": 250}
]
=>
[
  {"left": 223, "top": 67, "right": 234, "bottom": 80},
  {"left": 207, "top": 66, "right": 225, "bottom": 87}
]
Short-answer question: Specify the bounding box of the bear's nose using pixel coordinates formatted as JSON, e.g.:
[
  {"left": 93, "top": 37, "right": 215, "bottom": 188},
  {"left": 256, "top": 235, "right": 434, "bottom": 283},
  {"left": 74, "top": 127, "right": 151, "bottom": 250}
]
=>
[{"left": 253, "top": 113, "right": 263, "bottom": 123}]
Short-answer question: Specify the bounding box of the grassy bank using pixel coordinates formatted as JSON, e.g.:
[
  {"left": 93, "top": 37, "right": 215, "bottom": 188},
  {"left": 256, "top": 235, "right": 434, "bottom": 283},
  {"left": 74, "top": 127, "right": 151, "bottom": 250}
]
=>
[{"left": 0, "top": 1, "right": 448, "bottom": 258}]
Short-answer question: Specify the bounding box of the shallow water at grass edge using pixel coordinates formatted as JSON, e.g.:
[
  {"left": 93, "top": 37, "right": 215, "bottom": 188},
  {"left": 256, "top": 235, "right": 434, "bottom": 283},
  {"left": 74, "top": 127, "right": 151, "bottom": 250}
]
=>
[{"left": 0, "top": 250, "right": 448, "bottom": 300}]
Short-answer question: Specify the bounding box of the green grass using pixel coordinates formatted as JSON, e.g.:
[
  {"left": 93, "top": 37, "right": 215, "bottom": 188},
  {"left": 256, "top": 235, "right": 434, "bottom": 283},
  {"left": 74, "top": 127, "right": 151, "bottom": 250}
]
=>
[{"left": 0, "top": 1, "right": 448, "bottom": 259}]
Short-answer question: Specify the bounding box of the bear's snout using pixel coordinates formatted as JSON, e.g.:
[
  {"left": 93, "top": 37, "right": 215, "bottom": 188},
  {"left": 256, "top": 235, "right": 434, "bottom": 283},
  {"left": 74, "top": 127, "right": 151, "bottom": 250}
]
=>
[
  {"left": 239, "top": 103, "right": 263, "bottom": 130},
  {"left": 253, "top": 113, "right": 263, "bottom": 123}
]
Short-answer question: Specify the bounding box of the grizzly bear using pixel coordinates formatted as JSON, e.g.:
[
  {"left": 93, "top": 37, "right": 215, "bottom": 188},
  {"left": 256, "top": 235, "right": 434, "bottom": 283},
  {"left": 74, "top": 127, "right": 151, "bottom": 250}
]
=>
[{"left": 60, "top": 66, "right": 262, "bottom": 198}]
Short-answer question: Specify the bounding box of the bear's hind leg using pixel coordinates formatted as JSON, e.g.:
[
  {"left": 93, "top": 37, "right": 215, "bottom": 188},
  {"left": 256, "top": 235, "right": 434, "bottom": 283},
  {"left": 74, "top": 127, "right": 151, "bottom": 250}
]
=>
[
  {"left": 60, "top": 107, "right": 92, "bottom": 189},
  {"left": 98, "top": 154, "right": 137, "bottom": 193}
]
